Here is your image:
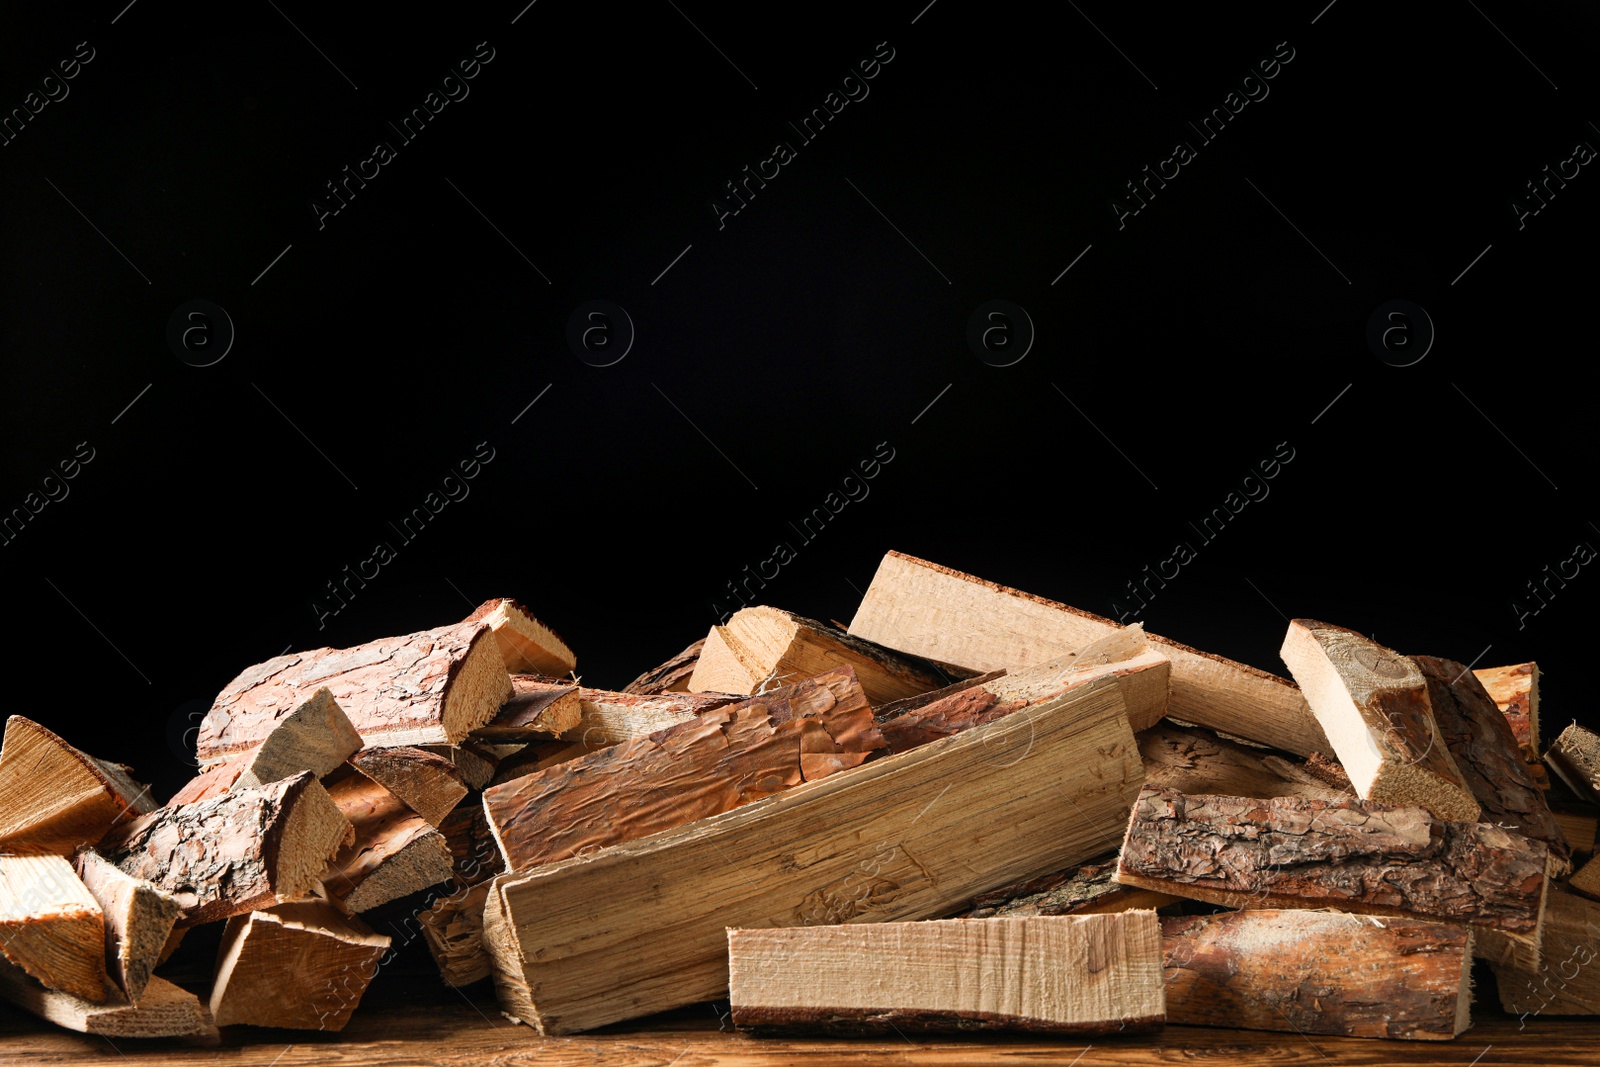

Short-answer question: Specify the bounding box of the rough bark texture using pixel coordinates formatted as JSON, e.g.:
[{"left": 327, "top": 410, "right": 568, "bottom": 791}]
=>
[
  {"left": 0, "top": 854, "right": 109, "bottom": 1002},
  {"left": 166, "top": 754, "right": 248, "bottom": 806},
  {"left": 562, "top": 688, "right": 741, "bottom": 746},
  {"left": 469, "top": 677, "right": 581, "bottom": 742},
  {"left": 0, "top": 958, "right": 215, "bottom": 1038},
  {"left": 1492, "top": 886, "right": 1600, "bottom": 1016},
  {"left": 348, "top": 747, "right": 468, "bottom": 827},
  {"left": 98, "top": 772, "right": 353, "bottom": 926},
  {"left": 209, "top": 902, "right": 391, "bottom": 1031},
  {"left": 485, "top": 738, "right": 604, "bottom": 787},
  {"left": 320, "top": 772, "right": 453, "bottom": 913},
  {"left": 1116, "top": 786, "right": 1547, "bottom": 941},
  {"left": 199, "top": 621, "right": 512, "bottom": 762},
  {"left": 1546, "top": 722, "right": 1600, "bottom": 805},
  {"left": 623, "top": 639, "right": 704, "bottom": 694},
  {"left": 0, "top": 716, "right": 156, "bottom": 856},
  {"left": 965, "top": 856, "right": 1177, "bottom": 918},
  {"left": 461, "top": 598, "right": 576, "bottom": 677},
  {"left": 484, "top": 667, "right": 885, "bottom": 872},
  {"left": 1475, "top": 661, "right": 1540, "bottom": 759},
  {"left": 1162, "top": 910, "right": 1472, "bottom": 1040},
  {"left": 71, "top": 850, "right": 180, "bottom": 1005}
]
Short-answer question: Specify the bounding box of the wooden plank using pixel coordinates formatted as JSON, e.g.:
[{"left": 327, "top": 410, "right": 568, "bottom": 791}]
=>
[
  {"left": 728, "top": 913, "right": 1164, "bottom": 1035},
  {"left": 482, "top": 673, "right": 1144, "bottom": 1034},
  {"left": 209, "top": 902, "right": 391, "bottom": 1031},
  {"left": 1475, "top": 662, "right": 1540, "bottom": 759},
  {"left": 0, "top": 958, "right": 214, "bottom": 1038},
  {"left": 1163, "top": 909, "right": 1472, "bottom": 1040},
  {"left": 623, "top": 638, "right": 704, "bottom": 694},
  {"left": 847, "top": 550, "right": 1328, "bottom": 756},
  {"left": 562, "top": 688, "right": 740, "bottom": 746},
  {"left": 198, "top": 621, "right": 513, "bottom": 763},
  {"left": 462, "top": 598, "right": 575, "bottom": 677},
  {"left": 1492, "top": 886, "right": 1600, "bottom": 1016},
  {"left": 469, "top": 677, "right": 581, "bottom": 742},
  {"left": 348, "top": 747, "right": 469, "bottom": 828},
  {"left": 72, "top": 850, "right": 180, "bottom": 1004},
  {"left": 0, "top": 854, "right": 108, "bottom": 1001},
  {"left": 0, "top": 716, "right": 155, "bottom": 856}
]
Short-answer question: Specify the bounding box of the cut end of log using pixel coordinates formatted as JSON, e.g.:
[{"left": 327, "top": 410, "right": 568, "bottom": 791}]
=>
[
  {"left": 236, "top": 687, "right": 363, "bottom": 788},
  {"left": 439, "top": 627, "right": 517, "bottom": 745},
  {"left": 463, "top": 598, "right": 576, "bottom": 677},
  {"left": 0, "top": 854, "right": 110, "bottom": 1003},
  {"left": 270, "top": 776, "right": 357, "bottom": 904},
  {"left": 0, "top": 716, "right": 155, "bottom": 856},
  {"left": 210, "top": 902, "right": 391, "bottom": 1030},
  {"left": 348, "top": 747, "right": 469, "bottom": 828},
  {"left": 471, "top": 678, "right": 582, "bottom": 743}
]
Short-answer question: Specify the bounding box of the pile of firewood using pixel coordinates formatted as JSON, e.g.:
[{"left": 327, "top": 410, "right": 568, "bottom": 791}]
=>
[{"left": 3, "top": 550, "right": 1598, "bottom": 1041}]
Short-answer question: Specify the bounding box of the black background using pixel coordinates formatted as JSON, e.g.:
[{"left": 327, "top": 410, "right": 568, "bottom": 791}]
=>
[{"left": 1, "top": 0, "right": 1595, "bottom": 804}]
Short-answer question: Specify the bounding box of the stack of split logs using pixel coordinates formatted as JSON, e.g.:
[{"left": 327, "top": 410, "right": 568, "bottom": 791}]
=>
[{"left": 2, "top": 551, "right": 1597, "bottom": 1042}]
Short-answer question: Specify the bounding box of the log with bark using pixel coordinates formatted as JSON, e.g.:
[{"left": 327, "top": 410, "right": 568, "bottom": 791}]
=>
[
  {"left": 1136, "top": 721, "right": 1349, "bottom": 803},
  {"left": 0, "top": 956, "right": 215, "bottom": 1038},
  {"left": 1280, "top": 619, "right": 1480, "bottom": 821},
  {"left": 348, "top": 746, "right": 468, "bottom": 828},
  {"left": 561, "top": 688, "right": 741, "bottom": 746},
  {"left": 320, "top": 770, "right": 454, "bottom": 913},
  {"left": 1475, "top": 661, "right": 1540, "bottom": 760},
  {"left": 233, "top": 687, "right": 364, "bottom": 788},
  {"left": 416, "top": 741, "right": 506, "bottom": 791},
  {"left": 417, "top": 804, "right": 504, "bottom": 986},
  {"left": 0, "top": 716, "right": 155, "bottom": 856},
  {"left": 1162, "top": 909, "right": 1473, "bottom": 1040},
  {"left": 72, "top": 850, "right": 180, "bottom": 1004},
  {"left": 728, "top": 913, "right": 1164, "bottom": 1035},
  {"left": 965, "top": 855, "right": 1178, "bottom": 918},
  {"left": 469, "top": 677, "right": 581, "bottom": 742},
  {"left": 623, "top": 638, "right": 704, "bottom": 694},
  {"left": 0, "top": 854, "right": 109, "bottom": 1002},
  {"left": 482, "top": 673, "right": 1145, "bottom": 1034},
  {"left": 198, "top": 621, "right": 513, "bottom": 763},
  {"left": 847, "top": 550, "right": 1329, "bottom": 756},
  {"left": 461, "top": 598, "right": 576, "bottom": 677}
]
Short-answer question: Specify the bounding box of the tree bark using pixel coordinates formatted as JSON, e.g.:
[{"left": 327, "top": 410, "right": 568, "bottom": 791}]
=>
[
  {"left": 623, "top": 639, "right": 704, "bottom": 694},
  {"left": 320, "top": 772, "right": 453, "bottom": 913}
]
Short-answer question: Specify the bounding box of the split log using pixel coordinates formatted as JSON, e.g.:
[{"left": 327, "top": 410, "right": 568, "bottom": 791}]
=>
[
  {"left": 417, "top": 742, "right": 506, "bottom": 792},
  {"left": 728, "top": 913, "right": 1164, "bottom": 1035},
  {"left": 417, "top": 804, "right": 504, "bottom": 986},
  {"left": 0, "top": 957, "right": 214, "bottom": 1038},
  {"left": 462, "top": 597, "right": 575, "bottom": 676},
  {"left": 623, "top": 638, "right": 704, "bottom": 694},
  {"left": 847, "top": 550, "right": 1329, "bottom": 756},
  {"left": 198, "top": 621, "right": 513, "bottom": 763},
  {"left": 690, "top": 606, "right": 952, "bottom": 705},
  {"left": 0, "top": 716, "right": 155, "bottom": 855},
  {"left": 0, "top": 854, "right": 108, "bottom": 1001},
  {"left": 1554, "top": 805, "right": 1598, "bottom": 857},
  {"left": 235, "top": 687, "right": 364, "bottom": 788},
  {"left": 469, "top": 677, "right": 581, "bottom": 742},
  {"left": 482, "top": 673, "right": 1144, "bottom": 1034},
  {"left": 1547, "top": 722, "right": 1600, "bottom": 804},
  {"left": 1492, "top": 886, "right": 1600, "bottom": 1016},
  {"left": 486, "top": 738, "right": 605, "bottom": 787},
  {"left": 98, "top": 771, "right": 352, "bottom": 926},
  {"left": 72, "top": 850, "right": 180, "bottom": 1004},
  {"left": 1475, "top": 661, "right": 1540, "bottom": 759},
  {"left": 1115, "top": 786, "right": 1547, "bottom": 947},
  {"left": 1280, "top": 619, "right": 1479, "bottom": 821},
  {"left": 1136, "top": 722, "right": 1348, "bottom": 803},
  {"left": 965, "top": 855, "right": 1178, "bottom": 918},
  {"left": 1163, "top": 910, "right": 1472, "bottom": 1040},
  {"left": 210, "top": 902, "right": 391, "bottom": 1030},
  {"left": 348, "top": 747, "right": 468, "bottom": 827},
  {"left": 320, "top": 772, "right": 453, "bottom": 913},
  {"left": 562, "top": 688, "right": 742, "bottom": 746},
  {"left": 483, "top": 667, "right": 885, "bottom": 872}
]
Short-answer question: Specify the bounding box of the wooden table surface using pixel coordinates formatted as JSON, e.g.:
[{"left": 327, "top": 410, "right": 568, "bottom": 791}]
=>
[{"left": 2, "top": 974, "right": 1597, "bottom": 1066}]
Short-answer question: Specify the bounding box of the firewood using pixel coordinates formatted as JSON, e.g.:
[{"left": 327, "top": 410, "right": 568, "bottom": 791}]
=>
[
  {"left": 237, "top": 687, "right": 365, "bottom": 788},
  {"left": 689, "top": 606, "right": 952, "bottom": 705},
  {"left": 1491, "top": 885, "right": 1600, "bottom": 1015},
  {"left": 623, "top": 638, "right": 704, "bottom": 694},
  {"left": 417, "top": 742, "right": 505, "bottom": 791},
  {"left": 0, "top": 854, "right": 109, "bottom": 1001},
  {"left": 965, "top": 855, "right": 1179, "bottom": 918},
  {"left": 72, "top": 850, "right": 180, "bottom": 1004},
  {"left": 167, "top": 754, "right": 247, "bottom": 806},
  {"left": 98, "top": 771, "right": 352, "bottom": 926},
  {"left": 847, "top": 550, "right": 1329, "bottom": 756},
  {"left": 1546, "top": 722, "right": 1600, "bottom": 804},
  {"left": 1115, "top": 785, "right": 1548, "bottom": 948},
  {"left": 209, "top": 901, "right": 391, "bottom": 1030},
  {"left": 320, "top": 771, "right": 453, "bottom": 913},
  {"left": 0, "top": 957, "right": 214, "bottom": 1038},
  {"left": 348, "top": 747, "right": 468, "bottom": 827},
  {"left": 1162, "top": 910, "right": 1472, "bottom": 1040},
  {"left": 1136, "top": 721, "right": 1348, "bottom": 803},
  {"left": 727, "top": 913, "right": 1164, "bottom": 1035},
  {"left": 198, "top": 621, "right": 513, "bottom": 763},
  {"left": 1475, "top": 661, "right": 1540, "bottom": 759},
  {"left": 419, "top": 882, "right": 494, "bottom": 987},
  {"left": 563, "top": 688, "right": 742, "bottom": 745},
  {"left": 481, "top": 673, "right": 1144, "bottom": 1034},
  {"left": 1553, "top": 805, "right": 1598, "bottom": 857},
  {"left": 469, "top": 677, "right": 581, "bottom": 742},
  {"left": 485, "top": 738, "right": 605, "bottom": 787},
  {"left": 1280, "top": 619, "right": 1479, "bottom": 821},
  {"left": 0, "top": 716, "right": 155, "bottom": 855},
  {"left": 483, "top": 667, "right": 885, "bottom": 872},
  {"left": 462, "top": 597, "right": 575, "bottom": 676}
]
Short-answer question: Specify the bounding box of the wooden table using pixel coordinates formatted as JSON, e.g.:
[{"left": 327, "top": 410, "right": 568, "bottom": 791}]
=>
[{"left": 2, "top": 973, "right": 1595, "bottom": 1066}]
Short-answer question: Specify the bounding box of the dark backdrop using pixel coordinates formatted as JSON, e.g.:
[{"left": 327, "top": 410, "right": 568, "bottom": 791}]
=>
[{"left": 2, "top": 1, "right": 1594, "bottom": 800}]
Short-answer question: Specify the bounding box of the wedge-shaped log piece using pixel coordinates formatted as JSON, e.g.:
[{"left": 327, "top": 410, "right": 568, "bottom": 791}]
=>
[
  {"left": 623, "top": 638, "right": 704, "bottom": 694},
  {"left": 1492, "top": 886, "right": 1600, "bottom": 1015},
  {"left": 1163, "top": 910, "right": 1472, "bottom": 1040},
  {"left": 1547, "top": 722, "right": 1600, "bottom": 804},
  {"left": 99, "top": 771, "right": 352, "bottom": 926},
  {"left": 1280, "top": 620, "right": 1479, "bottom": 821},
  {"left": 72, "top": 850, "right": 180, "bottom": 1004},
  {"left": 966, "top": 855, "right": 1178, "bottom": 918},
  {"left": 321, "top": 772, "right": 453, "bottom": 913},
  {"left": 563, "top": 688, "right": 742, "bottom": 746},
  {"left": 198, "top": 621, "right": 513, "bottom": 764},
  {"left": 484, "top": 667, "right": 885, "bottom": 872},
  {"left": 0, "top": 854, "right": 108, "bottom": 1001},
  {"left": 236, "top": 687, "right": 364, "bottom": 788},
  {"left": 848, "top": 551, "right": 1328, "bottom": 756},
  {"left": 348, "top": 746, "right": 468, "bottom": 827},
  {"left": 0, "top": 957, "right": 214, "bottom": 1038},
  {"left": 417, "top": 742, "right": 505, "bottom": 791},
  {"left": 482, "top": 674, "right": 1144, "bottom": 1034},
  {"left": 729, "top": 913, "right": 1164, "bottom": 1035},
  {"left": 0, "top": 716, "right": 155, "bottom": 855},
  {"left": 1475, "top": 662, "right": 1540, "bottom": 759},
  {"left": 462, "top": 598, "right": 575, "bottom": 676},
  {"left": 470, "top": 677, "right": 581, "bottom": 742},
  {"left": 690, "top": 606, "right": 951, "bottom": 705},
  {"left": 209, "top": 902, "right": 391, "bottom": 1030},
  {"left": 1116, "top": 786, "right": 1547, "bottom": 947}
]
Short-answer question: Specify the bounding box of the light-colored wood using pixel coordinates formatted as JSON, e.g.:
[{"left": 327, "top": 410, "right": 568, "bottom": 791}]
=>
[
  {"left": 416, "top": 742, "right": 504, "bottom": 791},
  {"left": 1163, "top": 910, "right": 1473, "bottom": 1040},
  {"left": 0, "top": 957, "right": 214, "bottom": 1038},
  {"left": 469, "top": 677, "right": 581, "bottom": 742},
  {"left": 728, "top": 913, "right": 1164, "bottom": 1034},
  {"left": 561, "top": 688, "right": 739, "bottom": 746},
  {"left": 623, "top": 639, "right": 704, "bottom": 694},
  {"left": 1553, "top": 805, "right": 1598, "bottom": 857},
  {"left": 71, "top": 850, "right": 180, "bottom": 1004},
  {"left": 0, "top": 854, "right": 108, "bottom": 1002},
  {"left": 1566, "top": 850, "right": 1600, "bottom": 900},
  {"left": 462, "top": 598, "right": 575, "bottom": 677},
  {"left": 418, "top": 882, "right": 493, "bottom": 987},
  {"left": 1475, "top": 662, "right": 1540, "bottom": 759},
  {"left": 198, "top": 621, "right": 513, "bottom": 763},
  {"left": 965, "top": 855, "right": 1179, "bottom": 918},
  {"left": 321, "top": 772, "right": 453, "bottom": 913},
  {"left": 482, "top": 674, "right": 1144, "bottom": 1034},
  {"left": 235, "top": 688, "right": 365, "bottom": 789},
  {"left": 690, "top": 605, "right": 950, "bottom": 705},
  {"left": 1546, "top": 722, "right": 1600, "bottom": 804},
  {"left": 99, "top": 772, "right": 353, "bottom": 926},
  {"left": 347, "top": 747, "right": 468, "bottom": 828},
  {"left": 1136, "top": 721, "right": 1349, "bottom": 802},
  {"left": 0, "top": 716, "right": 155, "bottom": 855},
  {"left": 210, "top": 901, "right": 391, "bottom": 1030},
  {"left": 1492, "top": 885, "right": 1600, "bottom": 1016},
  {"left": 847, "top": 551, "right": 1329, "bottom": 756},
  {"left": 1280, "top": 620, "right": 1479, "bottom": 821}
]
